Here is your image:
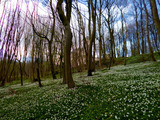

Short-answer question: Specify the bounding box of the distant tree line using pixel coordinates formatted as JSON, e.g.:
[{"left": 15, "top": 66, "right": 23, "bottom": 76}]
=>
[{"left": 0, "top": 0, "right": 159, "bottom": 88}]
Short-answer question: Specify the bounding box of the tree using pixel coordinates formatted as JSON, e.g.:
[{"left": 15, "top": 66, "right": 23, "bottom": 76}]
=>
[
  {"left": 97, "top": 0, "right": 104, "bottom": 69},
  {"left": 31, "top": 0, "right": 57, "bottom": 80},
  {"left": 133, "top": 0, "right": 141, "bottom": 55},
  {"left": 117, "top": 0, "right": 128, "bottom": 65},
  {"left": 150, "top": 0, "right": 160, "bottom": 41},
  {"left": 35, "top": 38, "right": 43, "bottom": 87},
  {"left": 0, "top": 0, "right": 26, "bottom": 86},
  {"left": 57, "top": 0, "right": 75, "bottom": 88},
  {"left": 88, "top": 0, "right": 97, "bottom": 76},
  {"left": 143, "top": 0, "right": 156, "bottom": 61},
  {"left": 139, "top": 0, "right": 145, "bottom": 54},
  {"left": 103, "top": 0, "right": 116, "bottom": 67},
  {"left": 75, "top": 1, "right": 88, "bottom": 68}
]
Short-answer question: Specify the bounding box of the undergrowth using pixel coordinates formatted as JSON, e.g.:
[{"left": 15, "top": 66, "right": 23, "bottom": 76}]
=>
[{"left": 0, "top": 54, "right": 160, "bottom": 119}]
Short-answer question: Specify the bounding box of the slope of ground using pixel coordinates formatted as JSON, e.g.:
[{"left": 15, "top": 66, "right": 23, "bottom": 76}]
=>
[
  {"left": 0, "top": 60, "right": 160, "bottom": 119},
  {"left": 114, "top": 52, "right": 160, "bottom": 66}
]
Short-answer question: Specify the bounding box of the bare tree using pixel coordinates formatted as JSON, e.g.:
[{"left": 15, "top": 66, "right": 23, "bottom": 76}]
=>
[
  {"left": 31, "top": 0, "right": 57, "bottom": 80},
  {"left": 133, "top": 0, "right": 141, "bottom": 55},
  {"left": 0, "top": 0, "right": 26, "bottom": 86},
  {"left": 75, "top": 2, "right": 88, "bottom": 69}
]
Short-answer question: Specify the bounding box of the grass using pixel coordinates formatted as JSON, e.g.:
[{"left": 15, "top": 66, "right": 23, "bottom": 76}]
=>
[
  {"left": 113, "top": 52, "right": 160, "bottom": 65},
  {"left": 0, "top": 54, "right": 160, "bottom": 119}
]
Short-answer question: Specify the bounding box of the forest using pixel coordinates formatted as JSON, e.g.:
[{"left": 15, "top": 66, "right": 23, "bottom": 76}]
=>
[{"left": 0, "top": 0, "right": 160, "bottom": 119}]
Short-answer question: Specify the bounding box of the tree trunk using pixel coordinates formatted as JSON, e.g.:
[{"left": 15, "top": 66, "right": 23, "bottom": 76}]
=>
[
  {"left": 8, "top": 60, "right": 16, "bottom": 82},
  {"left": 124, "top": 30, "right": 127, "bottom": 65},
  {"left": 92, "top": 37, "right": 96, "bottom": 72},
  {"left": 73, "top": 28, "right": 79, "bottom": 71},
  {"left": 60, "top": 49, "right": 63, "bottom": 78},
  {"left": 31, "top": 35, "right": 35, "bottom": 82},
  {"left": 143, "top": 0, "right": 156, "bottom": 61},
  {"left": 48, "top": 41, "right": 56, "bottom": 79},
  {"left": 98, "top": 0, "right": 102, "bottom": 69},
  {"left": 57, "top": 0, "right": 75, "bottom": 88},
  {"left": 102, "top": 34, "right": 107, "bottom": 67},
  {"left": 136, "top": 14, "right": 140, "bottom": 55},
  {"left": 37, "top": 67, "right": 42, "bottom": 87},
  {"left": 64, "top": 25, "right": 75, "bottom": 88},
  {"left": 109, "top": 29, "right": 115, "bottom": 65},
  {"left": 150, "top": 0, "right": 160, "bottom": 41},
  {"left": 88, "top": 0, "right": 96, "bottom": 76},
  {"left": 19, "top": 61, "right": 23, "bottom": 86},
  {"left": 140, "top": 0, "right": 145, "bottom": 54},
  {"left": 88, "top": 38, "right": 93, "bottom": 76},
  {"left": 134, "top": 4, "right": 140, "bottom": 54},
  {"left": 78, "top": 29, "right": 82, "bottom": 72}
]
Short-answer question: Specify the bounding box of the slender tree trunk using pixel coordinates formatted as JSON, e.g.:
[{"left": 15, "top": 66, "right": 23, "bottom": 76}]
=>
[
  {"left": 88, "top": 0, "right": 96, "bottom": 76},
  {"left": 31, "top": 35, "right": 35, "bottom": 82},
  {"left": 102, "top": 34, "right": 107, "bottom": 67},
  {"left": 36, "top": 59, "right": 42, "bottom": 87},
  {"left": 60, "top": 45, "right": 63, "bottom": 78},
  {"left": 140, "top": 0, "right": 145, "bottom": 54},
  {"left": 78, "top": 29, "right": 82, "bottom": 72},
  {"left": 100, "top": 38, "right": 104, "bottom": 62},
  {"left": 48, "top": 41, "right": 56, "bottom": 79},
  {"left": 88, "top": 0, "right": 92, "bottom": 76},
  {"left": 37, "top": 68, "right": 42, "bottom": 87},
  {"left": 8, "top": 60, "right": 16, "bottom": 82},
  {"left": 76, "top": 3, "right": 88, "bottom": 66},
  {"left": 40, "top": 40, "right": 43, "bottom": 78},
  {"left": 88, "top": 39, "right": 93, "bottom": 76},
  {"left": 109, "top": 29, "right": 115, "bottom": 65},
  {"left": 82, "top": 31, "right": 88, "bottom": 66},
  {"left": 134, "top": 4, "right": 140, "bottom": 54},
  {"left": 60, "top": 29, "right": 64, "bottom": 79},
  {"left": 92, "top": 38, "right": 96, "bottom": 71},
  {"left": 19, "top": 61, "right": 23, "bottom": 86},
  {"left": 98, "top": 0, "right": 102, "bottom": 69},
  {"left": 124, "top": 29, "right": 127, "bottom": 65},
  {"left": 73, "top": 28, "right": 79, "bottom": 71},
  {"left": 136, "top": 15, "right": 140, "bottom": 55}
]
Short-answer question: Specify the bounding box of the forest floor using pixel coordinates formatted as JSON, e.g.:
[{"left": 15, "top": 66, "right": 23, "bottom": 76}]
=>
[{"left": 0, "top": 59, "right": 160, "bottom": 119}]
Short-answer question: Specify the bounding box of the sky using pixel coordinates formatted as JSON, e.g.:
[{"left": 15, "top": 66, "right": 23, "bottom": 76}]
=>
[
  {"left": 0, "top": 0, "right": 134, "bottom": 59},
  {"left": 1, "top": 0, "right": 159, "bottom": 59}
]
